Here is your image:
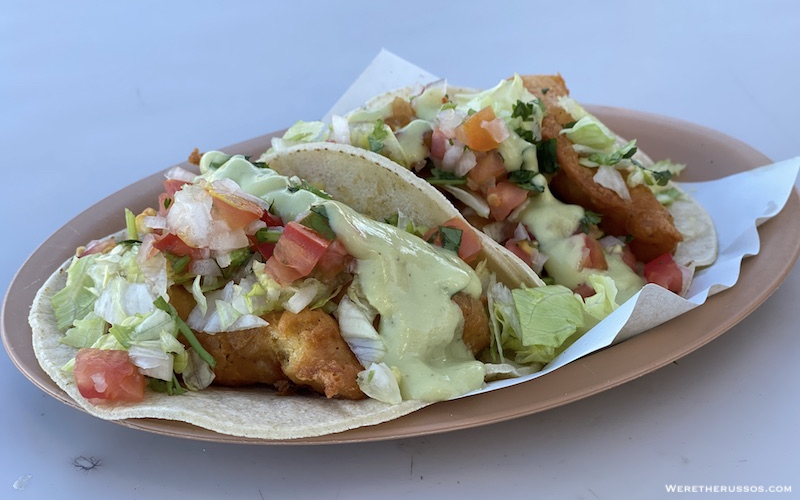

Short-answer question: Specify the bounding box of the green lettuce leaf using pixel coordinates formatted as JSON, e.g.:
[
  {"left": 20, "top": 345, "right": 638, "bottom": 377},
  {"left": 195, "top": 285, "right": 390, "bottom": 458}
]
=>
[{"left": 50, "top": 255, "right": 100, "bottom": 331}]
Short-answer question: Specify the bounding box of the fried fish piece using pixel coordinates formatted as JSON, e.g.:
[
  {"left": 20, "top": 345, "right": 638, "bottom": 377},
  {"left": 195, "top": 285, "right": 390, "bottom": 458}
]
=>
[
  {"left": 266, "top": 309, "right": 365, "bottom": 400},
  {"left": 168, "top": 285, "right": 363, "bottom": 398},
  {"left": 452, "top": 292, "right": 491, "bottom": 356},
  {"left": 167, "top": 285, "right": 288, "bottom": 386},
  {"left": 521, "top": 75, "right": 683, "bottom": 262},
  {"left": 194, "top": 328, "right": 288, "bottom": 387}
]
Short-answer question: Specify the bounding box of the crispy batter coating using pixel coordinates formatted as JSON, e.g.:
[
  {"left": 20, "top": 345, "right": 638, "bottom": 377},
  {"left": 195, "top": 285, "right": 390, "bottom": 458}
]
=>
[
  {"left": 521, "top": 75, "right": 683, "bottom": 262},
  {"left": 167, "top": 285, "right": 364, "bottom": 399},
  {"left": 266, "top": 310, "right": 365, "bottom": 400},
  {"left": 194, "top": 328, "right": 287, "bottom": 386},
  {"left": 188, "top": 148, "right": 202, "bottom": 166},
  {"left": 452, "top": 292, "right": 491, "bottom": 356}
]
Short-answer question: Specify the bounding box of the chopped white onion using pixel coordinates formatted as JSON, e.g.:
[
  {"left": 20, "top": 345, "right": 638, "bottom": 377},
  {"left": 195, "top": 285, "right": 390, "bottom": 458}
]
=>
[
  {"left": 331, "top": 114, "right": 351, "bottom": 145},
  {"left": 454, "top": 148, "right": 477, "bottom": 177},
  {"left": 436, "top": 108, "right": 466, "bottom": 138},
  {"left": 165, "top": 166, "right": 198, "bottom": 182},
  {"left": 443, "top": 186, "right": 490, "bottom": 218},
  {"left": 284, "top": 281, "right": 320, "bottom": 314},
  {"left": 599, "top": 235, "right": 625, "bottom": 249},
  {"left": 143, "top": 215, "right": 167, "bottom": 230},
  {"left": 482, "top": 221, "right": 508, "bottom": 243},
  {"left": 481, "top": 118, "right": 510, "bottom": 143},
  {"left": 128, "top": 346, "right": 173, "bottom": 381},
  {"left": 513, "top": 223, "right": 529, "bottom": 241}
]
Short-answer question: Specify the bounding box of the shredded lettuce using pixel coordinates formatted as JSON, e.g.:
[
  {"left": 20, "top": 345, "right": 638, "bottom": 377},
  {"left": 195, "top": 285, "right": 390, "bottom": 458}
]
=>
[
  {"left": 581, "top": 274, "right": 620, "bottom": 322},
  {"left": 510, "top": 285, "right": 585, "bottom": 364},
  {"left": 51, "top": 255, "right": 101, "bottom": 331},
  {"left": 336, "top": 294, "right": 386, "bottom": 367},
  {"left": 108, "top": 308, "right": 175, "bottom": 347},
  {"left": 187, "top": 280, "right": 268, "bottom": 333},
  {"left": 266, "top": 120, "right": 330, "bottom": 155},
  {"left": 182, "top": 348, "right": 216, "bottom": 391},
  {"left": 60, "top": 312, "right": 107, "bottom": 348},
  {"left": 561, "top": 115, "right": 617, "bottom": 150},
  {"left": 356, "top": 362, "right": 402, "bottom": 405},
  {"left": 93, "top": 276, "right": 156, "bottom": 326}
]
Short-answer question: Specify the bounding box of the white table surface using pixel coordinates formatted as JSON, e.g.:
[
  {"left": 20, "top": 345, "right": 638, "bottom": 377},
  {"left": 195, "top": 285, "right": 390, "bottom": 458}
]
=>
[{"left": 2, "top": 1, "right": 798, "bottom": 498}]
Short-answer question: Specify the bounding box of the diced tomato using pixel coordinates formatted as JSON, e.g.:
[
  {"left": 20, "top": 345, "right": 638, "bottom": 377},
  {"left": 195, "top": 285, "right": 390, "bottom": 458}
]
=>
[
  {"left": 467, "top": 151, "right": 506, "bottom": 193},
  {"left": 455, "top": 106, "right": 502, "bottom": 152},
  {"left": 430, "top": 128, "right": 448, "bottom": 160},
  {"left": 315, "top": 239, "right": 353, "bottom": 279},
  {"left": 209, "top": 190, "right": 264, "bottom": 230},
  {"left": 263, "top": 255, "right": 305, "bottom": 285},
  {"left": 270, "top": 222, "right": 331, "bottom": 278},
  {"left": 74, "top": 348, "right": 146, "bottom": 404},
  {"left": 152, "top": 232, "right": 205, "bottom": 260},
  {"left": 486, "top": 181, "right": 529, "bottom": 221},
  {"left": 249, "top": 235, "right": 277, "bottom": 260},
  {"left": 423, "top": 217, "right": 483, "bottom": 264},
  {"left": 579, "top": 234, "right": 609, "bottom": 271},
  {"left": 163, "top": 178, "right": 189, "bottom": 197},
  {"left": 644, "top": 253, "right": 683, "bottom": 294},
  {"left": 260, "top": 210, "right": 283, "bottom": 227}
]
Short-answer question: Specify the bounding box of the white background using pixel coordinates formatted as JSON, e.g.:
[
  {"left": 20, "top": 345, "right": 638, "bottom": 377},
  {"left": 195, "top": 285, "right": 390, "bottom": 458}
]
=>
[{"left": 2, "top": 1, "right": 798, "bottom": 498}]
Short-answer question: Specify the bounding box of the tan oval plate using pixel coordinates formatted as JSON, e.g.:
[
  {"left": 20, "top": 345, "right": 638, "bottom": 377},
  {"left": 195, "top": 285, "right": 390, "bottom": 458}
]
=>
[{"left": 3, "top": 106, "right": 800, "bottom": 445}]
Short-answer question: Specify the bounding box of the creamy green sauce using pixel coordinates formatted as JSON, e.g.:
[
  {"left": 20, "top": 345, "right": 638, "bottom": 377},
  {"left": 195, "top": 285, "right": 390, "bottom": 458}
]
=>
[
  {"left": 200, "top": 152, "right": 486, "bottom": 401},
  {"left": 395, "top": 119, "right": 433, "bottom": 167},
  {"left": 327, "top": 203, "right": 484, "bottom": 401},
  {"left": 517, "top": 187, "right": 645, "bottom": 304}
]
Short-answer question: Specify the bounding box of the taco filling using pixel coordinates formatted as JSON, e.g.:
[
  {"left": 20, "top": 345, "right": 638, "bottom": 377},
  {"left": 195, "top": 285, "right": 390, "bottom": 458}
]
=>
[
  {"left": 267, "top": 74, "right": 717, "bottom": 304},
  {"left": 47, "top": 151, "right": 505, "bottom": 406}
]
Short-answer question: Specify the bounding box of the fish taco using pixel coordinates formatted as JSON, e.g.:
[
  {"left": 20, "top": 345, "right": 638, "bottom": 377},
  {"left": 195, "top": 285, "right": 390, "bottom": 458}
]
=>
[
  {"left": 268, "top": 74, "right": 718, "bottom": 303},
  {"left": 29, "top": 145, "right": 585, "bottom": 440}
]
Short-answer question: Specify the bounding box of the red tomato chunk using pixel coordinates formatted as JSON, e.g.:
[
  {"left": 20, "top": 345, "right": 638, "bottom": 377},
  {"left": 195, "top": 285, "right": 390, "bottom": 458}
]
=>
[
  {"left": 74, "top": 348, "right": 146, "bottom": 404},
  {"left": 644, "top": 253, "right": 683, "bottom": 294}
]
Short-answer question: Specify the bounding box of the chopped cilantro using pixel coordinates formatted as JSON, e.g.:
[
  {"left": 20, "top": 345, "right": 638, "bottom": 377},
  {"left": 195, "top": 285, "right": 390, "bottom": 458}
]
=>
[
  {"left": 299, "top": 205, "right": 335, "bottom": 240},
  {"left": 368, "top": 119, "right": 388, "bottom": 153},
  {"left": 587, "top": 143, "right": 638, "bottom": 167},
  {"left": 512, "top": 100, "right": 535, "bottom": 121},
  {"left": 650, "top": 169, "right": 673, "bottom": 186},
  {"left": 427, "top": 168, "right": 467, "bottom": 186},
  {"left": 429, "top": 226, "right": 463, "bottom": 254},
  {"left": 536, "top": 138, "right": 559, "bottom": 174},
  {"left": 288, "top": 179, "right": 332, "bottom": 199},
  {"left": 579, "top": 211, "right": 602, "bottom": 234},
  {"left": 508, "top": 169, "right": 544, "bottom": 193},
  {"left": 515, "top": 127, "right": 534, "bottom": 144},
  {"left": 541, "top": 87, "right": 550, "bottom": 94}
]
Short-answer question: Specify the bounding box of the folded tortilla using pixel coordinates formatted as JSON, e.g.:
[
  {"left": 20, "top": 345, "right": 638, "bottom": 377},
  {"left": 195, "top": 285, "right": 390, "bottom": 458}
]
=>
[{"left": 29, "top": 144, "right": 540, "bottom": 440}]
